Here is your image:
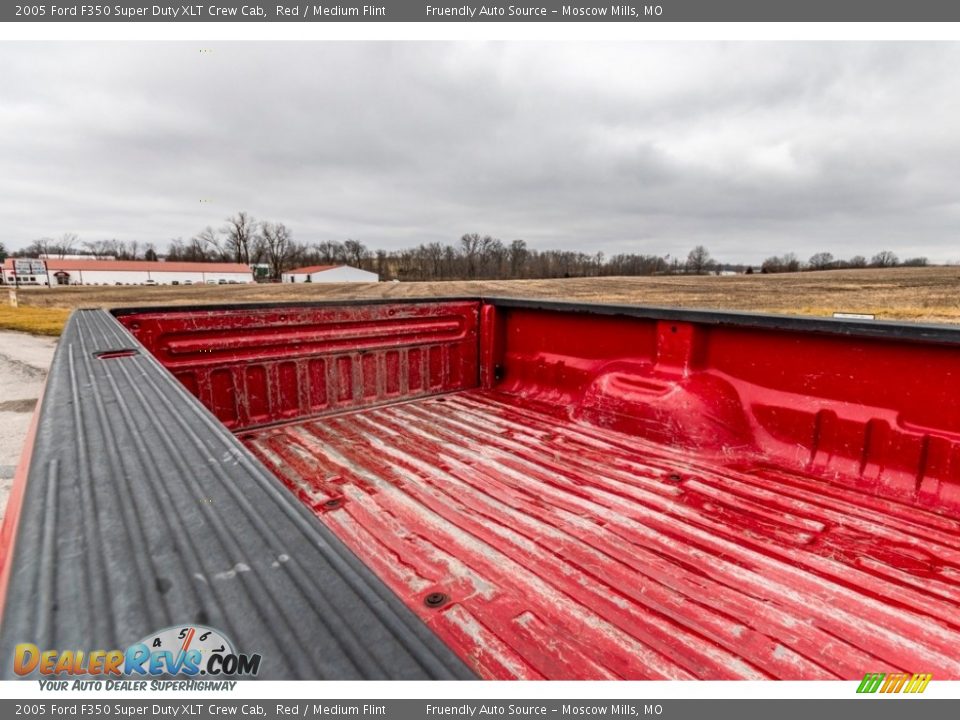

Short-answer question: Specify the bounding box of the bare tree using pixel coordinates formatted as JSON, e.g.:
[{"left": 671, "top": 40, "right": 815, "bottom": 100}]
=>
[
  {"left": 343, "top": 239, "right": 369, "bottom": 268},
  {"left": 313, "top": 240, "right": 347, "bottom": 265},
  {"left": 685, "top": 245, "right": 713, "bottom": 275},
  {"left": 25, "top": 237, "right": 54, "bottom": 257},
  {"left": 760, "top": 257, "right": 781, "bottom": 273},
  {"left": 166, "top": 238, "right": 185, "bottom": 261},
  {"left": 102, "top": 239, "right": 123, "bottom": 258},
  {"left": 187, "top": 236, "right": 210, "bottom": 262},
  {"left": 194, "top": 226, "right": 222, "bottom": 260},
  {"left": 374, "top": 249, "right": 388, "bottom": 278},
  {"left": 871, "top": 250, "right": 899, "bottom": 268},
  {"left": 847, "top": 255, "right": 867, "bottom": 268},
  {"left": 480, "top": 238, "right": 507, "bottom": 278},
  {"left": 761, "top": 253, "right": 801, "bottom": 273},
  {"left": 259, "top": 222, "right": 294, "bottom": 280},
  {"left": 416, "top": 243, "right": 445, "bottom": 279},
  {"left": 459, "top": 233, "right": 483, "bottom": 278},
  {"left": 82, "top": 239, "right": 114, "bottom": 259},
  {"left": 220, "top": 211, "right": 258, "bottom": 265},
  {"left": 509, "top": 239, "right": 529, "bottom": 277},
  {"left": 54, "top": 233, "right": 79, "bottom": 258},
  {"left": 808, "top": 252, "right": 834, "bottom": 271}
]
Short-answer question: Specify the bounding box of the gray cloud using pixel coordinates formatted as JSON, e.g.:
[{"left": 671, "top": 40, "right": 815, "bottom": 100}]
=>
[{"left": 2, "top": 42, "right": 959, "bottom": 263}]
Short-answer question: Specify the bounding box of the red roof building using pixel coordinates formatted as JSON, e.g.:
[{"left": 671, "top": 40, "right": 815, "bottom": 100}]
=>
[{"left": 2, "top": 258, "right": 254, "bottom": 286}]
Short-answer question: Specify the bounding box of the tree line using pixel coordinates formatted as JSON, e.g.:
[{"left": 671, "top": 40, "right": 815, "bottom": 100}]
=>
[
  {"left": 760, "top": 250, "right": 928, "bottom": 273},
  {"left": 13, "top": 234, "right": 162, "bottom": 263},
  {"left": 6, "top": 213, "right": 931, "bottom": 281}
]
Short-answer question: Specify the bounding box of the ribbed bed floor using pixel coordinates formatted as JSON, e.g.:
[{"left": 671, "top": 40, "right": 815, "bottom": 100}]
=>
[{"left": 241, "top": 391, "right": 960, "bottom": 680}]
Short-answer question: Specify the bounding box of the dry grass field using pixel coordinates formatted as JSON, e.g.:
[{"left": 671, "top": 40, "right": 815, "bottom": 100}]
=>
[
  {"left": 0, "top": 306, "right": 71, "bottom": 336},
  {"left": 5, "top": 266, "right": 960, "bottom": 336}
]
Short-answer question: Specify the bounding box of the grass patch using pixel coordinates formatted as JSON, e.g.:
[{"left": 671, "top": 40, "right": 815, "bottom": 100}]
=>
[{"left": 0, "top": 305, "right": 70, "bottom": 336}]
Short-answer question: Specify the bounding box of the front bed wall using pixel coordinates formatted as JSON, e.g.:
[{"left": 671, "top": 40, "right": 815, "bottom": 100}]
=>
[{"left": 116, "top": 301, "right": 481, "bottom": 431}]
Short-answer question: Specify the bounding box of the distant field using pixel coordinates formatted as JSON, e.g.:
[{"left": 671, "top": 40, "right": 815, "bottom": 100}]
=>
[{"left": 7, "top": 267, "right": 960, "bottom": 334}]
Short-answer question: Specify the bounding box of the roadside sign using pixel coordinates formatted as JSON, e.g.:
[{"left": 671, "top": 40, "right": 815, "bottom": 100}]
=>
[{"left": 13, "top": 259, "right": 47, "bottom": 275}]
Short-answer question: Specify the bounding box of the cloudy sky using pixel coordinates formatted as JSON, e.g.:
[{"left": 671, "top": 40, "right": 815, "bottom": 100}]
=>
[{"left": 2, "top": 42, "right": 959, "bottom": 263}]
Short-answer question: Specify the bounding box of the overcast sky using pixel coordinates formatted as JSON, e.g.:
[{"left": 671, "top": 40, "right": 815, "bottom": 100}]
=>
[{"left": 2, "top": 42, "right": 959, "bottom": 263}]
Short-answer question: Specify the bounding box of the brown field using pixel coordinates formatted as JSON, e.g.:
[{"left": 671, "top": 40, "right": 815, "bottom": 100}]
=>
[{"left": 6, "top": 266, "right": 960, "bottom": 335}]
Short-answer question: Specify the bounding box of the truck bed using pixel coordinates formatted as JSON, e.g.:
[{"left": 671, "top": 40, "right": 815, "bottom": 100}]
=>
[
  {"left": 5, "top": 298, "right": 960, "bottom": 680},
  {"left": 241, "top": 389, "right": 960, "bottom": 680}
]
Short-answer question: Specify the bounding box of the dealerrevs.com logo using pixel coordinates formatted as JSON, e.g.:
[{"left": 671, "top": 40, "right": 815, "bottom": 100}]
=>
[{"left": 13, "top": 625, "right": 261, "bottom": 680}]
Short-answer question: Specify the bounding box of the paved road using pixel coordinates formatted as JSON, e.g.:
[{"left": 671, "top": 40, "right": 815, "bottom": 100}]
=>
[{"left": 0, "top": 331, "right": 57, "bottom": 521}]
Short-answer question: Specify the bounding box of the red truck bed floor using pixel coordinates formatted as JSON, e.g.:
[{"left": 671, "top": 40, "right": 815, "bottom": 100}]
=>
[{"left": 241, "top": 390, "right": 960, "bottom": 681}]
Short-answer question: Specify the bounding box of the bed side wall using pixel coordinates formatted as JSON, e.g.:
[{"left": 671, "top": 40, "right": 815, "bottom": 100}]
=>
[{"left": 489, "top": 305, "right": 960, "bottom": 513}]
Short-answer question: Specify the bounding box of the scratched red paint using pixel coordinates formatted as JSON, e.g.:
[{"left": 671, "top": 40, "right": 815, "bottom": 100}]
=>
[{"left": 120, "top": 301, "right": 960, "bottom": 679}]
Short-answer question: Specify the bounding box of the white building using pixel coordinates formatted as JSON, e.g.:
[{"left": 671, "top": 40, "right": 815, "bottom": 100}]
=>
[
  {"left": 2, "top": 258, "right": 254, "bottom": 286},
  {"left": 281, "top": 265, "right": 379, "bottom": 283}
]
